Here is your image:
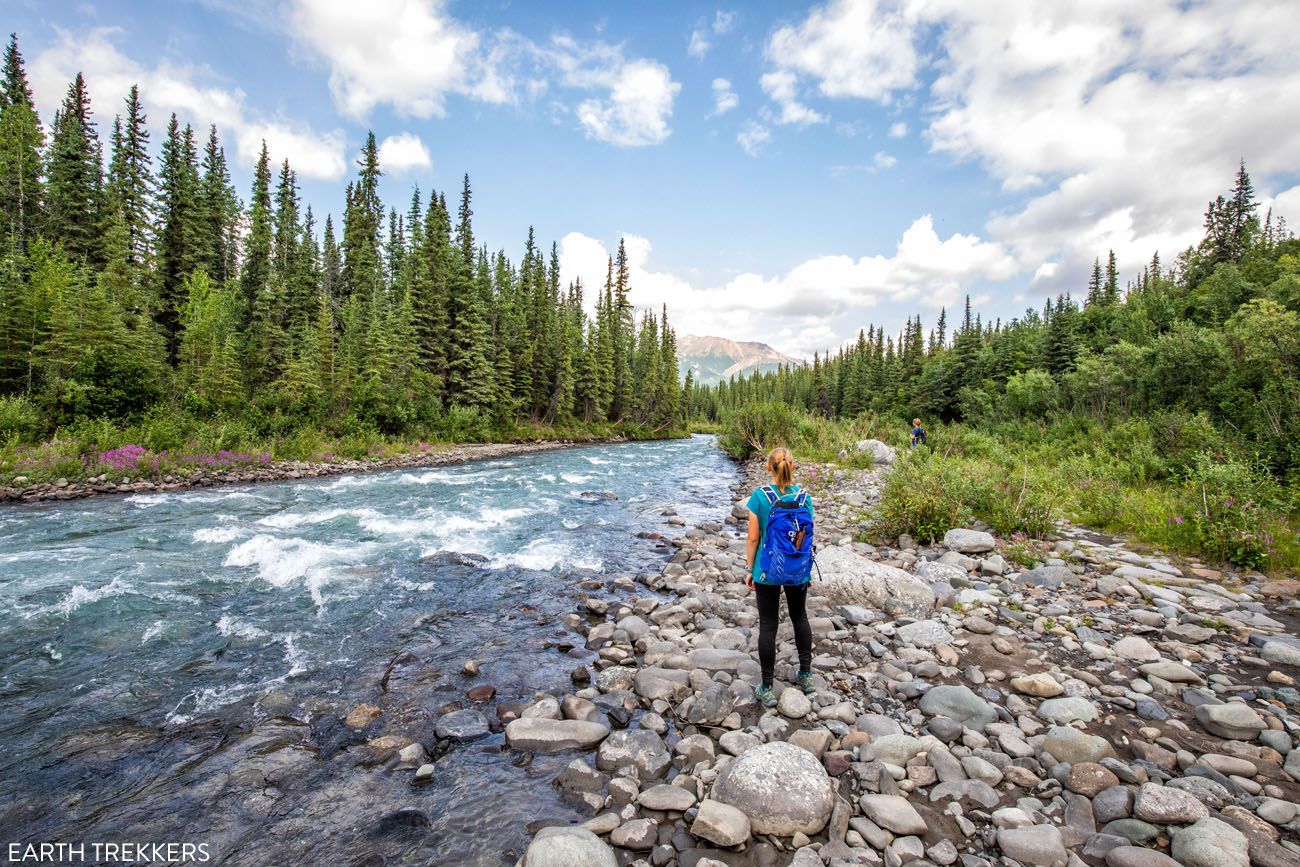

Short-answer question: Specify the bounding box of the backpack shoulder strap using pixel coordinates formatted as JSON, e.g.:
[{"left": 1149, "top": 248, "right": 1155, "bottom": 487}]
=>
[
  {"left": 760, "top": 485, "right": 778, "bottom": 505},
  {"left": 793, "top": 491, "right": 809, "bottom": 508}
]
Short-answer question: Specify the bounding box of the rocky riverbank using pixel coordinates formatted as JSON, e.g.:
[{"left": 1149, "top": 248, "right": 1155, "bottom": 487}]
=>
[
  {"left": 489, "top": 447, "right": 1300, "bottom": 866},
  {"left": 0, "top": 440, "right": 600, "bottom": 504}
]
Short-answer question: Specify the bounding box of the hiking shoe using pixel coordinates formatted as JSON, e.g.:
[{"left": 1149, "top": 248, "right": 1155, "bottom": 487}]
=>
[
  {"left": 754, "top": 684, "right": 777, "bottom": 708},
  {"left": 796, "top": 670, "right": 816, "bottom": 695}
]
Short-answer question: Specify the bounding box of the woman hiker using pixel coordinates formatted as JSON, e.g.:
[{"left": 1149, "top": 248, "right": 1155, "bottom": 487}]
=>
[{"left": 744, "top": 447, "right": 816, "bottom": 707}]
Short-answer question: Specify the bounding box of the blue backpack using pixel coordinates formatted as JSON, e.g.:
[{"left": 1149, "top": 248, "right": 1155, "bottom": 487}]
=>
[{"left": 759, "top": 485, "right": 816, "bottom": 586}]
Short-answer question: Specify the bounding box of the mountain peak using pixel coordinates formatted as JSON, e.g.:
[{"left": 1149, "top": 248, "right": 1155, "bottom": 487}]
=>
[{"left": 678, "top": 334, "right": 801, "bottom": 385}]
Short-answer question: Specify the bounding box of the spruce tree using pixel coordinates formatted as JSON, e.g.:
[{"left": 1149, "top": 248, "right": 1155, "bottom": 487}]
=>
[
  {"left": 0, "top": 34, "right": 45, "bottom": 246},
  {"left": 239, "top": 141, "right": 272, "bottom": 333},
  {"left": 156, "top": 116, "right": 203, "bottom": 358},
  {"left": 105, "top": 85, "right": 153, "bottom": 266},
  {"left": 45, "top": 73, "right": 104, "bottom": 263},
  {"left": 198, "top": 126, "right": 237, "bottom": 283}
]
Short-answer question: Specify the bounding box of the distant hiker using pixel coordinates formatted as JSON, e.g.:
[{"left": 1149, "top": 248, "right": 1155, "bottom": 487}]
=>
[
  {"left": 745, "top": 447, "right": 816, "bottom": 707},
  {"left": 911, "top": 418, "right": 927, "bottom": 448}
]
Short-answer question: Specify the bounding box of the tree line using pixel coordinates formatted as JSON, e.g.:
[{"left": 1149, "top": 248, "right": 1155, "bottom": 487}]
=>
[
  {"left": 691, "top": 163, "right": 1300, "bottom": 481},
  {"left": 0, "top": 34, "right": 682, "bottom": 442}
]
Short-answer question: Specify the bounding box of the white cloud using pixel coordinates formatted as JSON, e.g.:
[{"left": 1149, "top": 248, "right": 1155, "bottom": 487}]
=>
[
  {"left": 873, "top": 150, "right": 896, "bottom": 170},
  {"left": 737, "top": 121, "right": 771, "bottom": 157},
  {"left": 687, "top": 29, "right": 711, "bottom": 60},
  {"left": 760, "top": 69, "right": 826, "bottom": 126},
  {"left": 762, "top": 0, "right": 1300, "bottom": 296},
  {"left": 559, "top": 216, "right": 1016, "bottom": 357},
  {"left": 688, "top": 9, "right": 738, "bottom": 59},
  {"left": 283, "top": 0, "right": 680, "bottom": 147},
  {"left": 711, "top": 78, "right": 738, "bottom": 115},
  {"left": 377, "top": 132, "right": 432, "bottom": 174},
  {"left": 29, "top": 26, "right": 347, "bottom": 179},
  {"left": 764, "top": 0, "right": 918, "bottom": 123},
  {"left": 575, "top": 59, "right": 679, "bottom": 146},
  {"left": 889, "top": 121, "right": 907, "bottom": 137},
  {"left": 287, "top": 0, "right": 506, "bottom": 119}
]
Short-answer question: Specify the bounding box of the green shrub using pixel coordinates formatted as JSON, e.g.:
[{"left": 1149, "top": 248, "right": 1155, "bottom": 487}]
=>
[
  {"left": 873, "top": 450, "right": 971, "bottom": 543},
  {"left": 1178, "top": 454, "right": 1293, "bottom": 569},
  {"left": 0, "top": 395, "right": 47, "bottom": 444},
  {"left": 719, "top": 402, "right": 800, "bottom": 459}
]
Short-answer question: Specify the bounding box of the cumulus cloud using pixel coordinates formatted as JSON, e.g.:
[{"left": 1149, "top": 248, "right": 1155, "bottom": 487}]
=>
[
  {"left": 737, "top": 120, "right": 771, "bottom": 157},
  {"left": 759, "top": 70, "right": 826, "bottom": 126},
  {"left": 559, "top": 217, "right": 1016, "bottom": 357},
  {"left": 575, "top": 59, "right": 679, "bottom": 146},
  {"left": 710, "top": 78, "right": 738, "bottom": 115},
  {"left": 376, "top": 132, "right": 432, "bottom": 174},
  {"left": 287, "top": 0, "right": 506, "bottom": 119},
  {"left": 282, "top": 0, "right": 679, "bottom": 146},
  {"left": 763, "top": 0, "right": 918, "bottom": 125},
  {"left": 888, "top": 121, "right": 907, "bottom": 138},
  {"left": 762, "top": 0, "right": 1300, "bottom": 295},
  {"left": 29, "top": 26, "right": 347, "bottom": 179}
]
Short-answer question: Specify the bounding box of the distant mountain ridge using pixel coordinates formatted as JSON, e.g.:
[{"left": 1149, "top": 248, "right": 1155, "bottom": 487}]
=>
[{"left": 678, "top": 335, "right": 801, "bottom": 385}]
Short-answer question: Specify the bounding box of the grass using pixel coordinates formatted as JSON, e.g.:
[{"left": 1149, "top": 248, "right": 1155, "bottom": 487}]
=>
[
  {"left": 716, "top": 406, "right": 1300, "bottom": 574},
  {"left": 1, "top": 403, "right": 686, "bottom": 486}
]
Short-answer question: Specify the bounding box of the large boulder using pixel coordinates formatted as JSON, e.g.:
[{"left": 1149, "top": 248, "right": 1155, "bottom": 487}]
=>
[
  {"left": 814, "top": 546, "right": 936, "bottom": 619},
  {"left": 506, "top": 719, "right": 610, "bottom": 752},
  {"left": 524, "top": 826, "right": 617, "bottom": 867},
  {"left": 943, "top": 528, "right": 996, "bottom": 553},
  {"left": 711, "top": 741, "right": 835, "bottom": 836},
  {"left": 854, "top": 439, "right": 897, "bottom": 465}
]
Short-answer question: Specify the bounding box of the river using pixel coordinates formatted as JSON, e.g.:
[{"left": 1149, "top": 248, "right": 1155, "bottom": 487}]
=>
[{"left": 0, "top": 435, "right": 738, "bottom": 865}]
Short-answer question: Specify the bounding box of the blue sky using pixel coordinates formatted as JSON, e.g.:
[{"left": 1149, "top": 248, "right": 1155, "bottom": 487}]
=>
[{"left": 10, "top": 0, "right": 1300, "bottom": 357}]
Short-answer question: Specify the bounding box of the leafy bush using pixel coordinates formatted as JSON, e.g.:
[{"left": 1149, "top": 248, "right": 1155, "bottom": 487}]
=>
[
  {"left": 1178, "top": 454, "right": 1293, "bottom": 569},
  {"left": 719, "top": 402, "right": 800, "bottom": 459},
  {"left": 0, "top": 395, "right": 46, "bottom": 444},
  {"left": 873, "top": 450, "right": 971, "bottom": 543}
]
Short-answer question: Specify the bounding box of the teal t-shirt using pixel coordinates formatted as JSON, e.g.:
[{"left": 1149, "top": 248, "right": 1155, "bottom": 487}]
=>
[{"left": 747, "top": 484, "right": 813, "bottom": 585}]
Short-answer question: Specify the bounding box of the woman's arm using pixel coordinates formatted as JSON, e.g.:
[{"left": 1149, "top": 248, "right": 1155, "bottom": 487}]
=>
[{"left": 745, "top": 511, "right": 760, "bottom": 590}]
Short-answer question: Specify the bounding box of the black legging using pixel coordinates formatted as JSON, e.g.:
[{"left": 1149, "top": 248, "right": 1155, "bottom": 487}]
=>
[{"left": 756, "top": 582, "right": 813, "bottom": 687}]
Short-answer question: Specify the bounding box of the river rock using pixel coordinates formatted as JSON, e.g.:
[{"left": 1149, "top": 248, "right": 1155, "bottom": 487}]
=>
[
  {"left": 1106, "top": 848, "right": 1181, "bottom": 867},
  {"left": 610, "top": 818, "right": 657, "bottom": 851},
  {"left": 638, "top": 784, "right": 696, "bottom": 812},
  {"left": 1111, "top": 636, "right": 1160, "bottom": 661},
  {"left": 1139, "top": 661, "right": 1204, "bottom": 684},
  {"left": 524, "top": 826, "right": 617, "bottom": 867},
  {"left": 1170, "top": 817, "right": 1250, "bottom": 867},
  {"left": 691, "top": 799, "right": 751, "bottom": 847},
  {"left": 1134, "top": 782, "right": 1210, "bottom": 824},
  {"left": 854, "top": 439, "right": 897, "bottom": 465},
  {"left": 1011, "top": 672, "right": 1064, "bottom": 697},
  {"left": 897, "top": 619, "right": 953, "bottom": 647},
  {"left": 1043, "top": 726, "right": 1116, "bottom": 764},
  {"left": 997, "top": 825, "right": 1068, "bottom": 866},
  {"left": 868, "top": 734, "right": 923, "bottom": 767},
  {"left": 944, "top": 528, "right": 996, "bottom": 553},
  {"left": 814, "top": 546, "right": 936, "bottom": 618},
  {"left": 597, "top": 730, "right": 670, "bottom": 779},
  {"left": 435, "top": 709, "right": 490, "bottom": 740},
  {"left": 711, "top": 741, "right": 835, "bottom": 836},
  {"left": 1262, "top": 640, "right": 1300, "bottom": 666},
  {"left": 778, "top": 687, "right": 812, "bottom": 718},
  {"left": 686, "top": 682, "right": 735, "bottom": 725},
  {"left": 506, "top": 719, "right": 610, "bottom": 752},
  {"left": 919, "top": 685, "right": 998, "bottom": 728},
  {"left": 1038, "top": 696, "right": 1099, "bottom": 724},
  {"left": 1194, "top": 703, "right": 1266, "bottom": 740},
  {"left": 858, "top": 794, "right": 927, "bottom": 835}
]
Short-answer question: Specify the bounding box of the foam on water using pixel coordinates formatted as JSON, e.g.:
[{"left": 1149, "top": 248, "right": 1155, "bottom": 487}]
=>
[
  {"left": 560, "top": 473, "right": 591, "bottom": 484},
  {"left": 491, "top": 538, "right": 602, "bottom": 571},
  {"left": 193, "top": 526, "right": 244, "bottom": 543},
  {"left": 223, "top": 535, "right": 379, "bottom": 608},
  {"left": 32, "top": 576, "right": 133, "bottom": 619},
  {"left": 257, "top": 507, "right": 380, "bottom": 529},
  {"left": 140, "top": 620, "right": 166, "bottom": 644}
]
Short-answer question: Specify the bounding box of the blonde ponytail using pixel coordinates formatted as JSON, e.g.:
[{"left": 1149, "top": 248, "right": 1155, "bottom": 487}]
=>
[{"left": 767, "top": 447, "right": 795, "bottom": 491}]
